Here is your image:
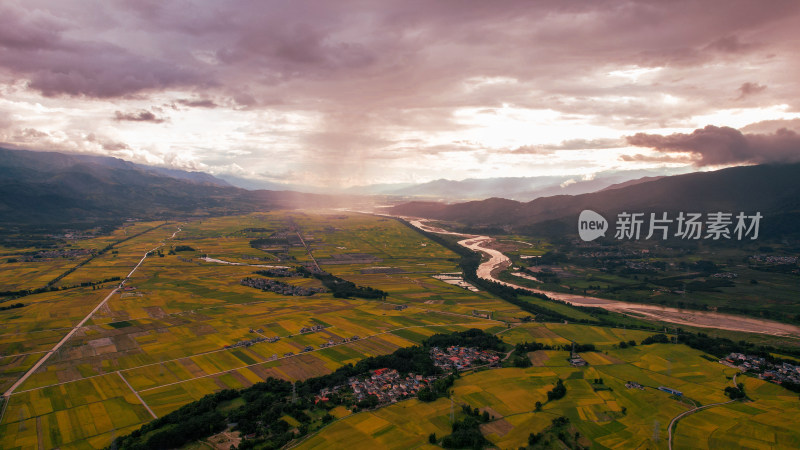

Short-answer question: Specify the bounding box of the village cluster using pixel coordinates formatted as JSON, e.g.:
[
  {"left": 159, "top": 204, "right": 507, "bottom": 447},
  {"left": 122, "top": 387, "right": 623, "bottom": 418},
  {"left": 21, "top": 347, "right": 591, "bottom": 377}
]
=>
[
  {"left": 332, "top": 369, "right": 437, "bottom": 404},
  {"left": 10, "top": 247, "right": 93, "bottom": 262},
  {"left": 315, "top": 346, "right": 500, "bottom": 407},
  {"left": 223, "top": 330, "right": 280, "bottom": 350},
  {"left": 430, "top": 346, "right": 500, "bottom": 371},
  {"left": 750, "top": 255, "right": 798, "bottom": 265},
  {"left": 722, "top": 353, "right": 800, "bottom": 386},
  {"left": 710, "top": 272, "right": 738, "bottom": 279}
]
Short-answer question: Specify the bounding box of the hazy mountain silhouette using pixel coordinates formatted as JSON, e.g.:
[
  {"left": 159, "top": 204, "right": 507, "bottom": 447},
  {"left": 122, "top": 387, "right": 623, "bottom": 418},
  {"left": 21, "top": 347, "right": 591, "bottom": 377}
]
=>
[
  {"left": 221, "top": 169, "right": 688, "bottom": 200},
  {"left": 0, "top": 148, "right": 338, "bottom": 224},
  {"left": 389, "top": 163, "right": 800, "bottom": 238}
]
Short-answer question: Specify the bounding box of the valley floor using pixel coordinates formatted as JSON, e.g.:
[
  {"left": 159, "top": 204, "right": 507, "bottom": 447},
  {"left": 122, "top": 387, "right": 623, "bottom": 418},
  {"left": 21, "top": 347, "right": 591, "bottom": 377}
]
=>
[{"left": 0, "top": 211, "right": 798, "bottom": 449}]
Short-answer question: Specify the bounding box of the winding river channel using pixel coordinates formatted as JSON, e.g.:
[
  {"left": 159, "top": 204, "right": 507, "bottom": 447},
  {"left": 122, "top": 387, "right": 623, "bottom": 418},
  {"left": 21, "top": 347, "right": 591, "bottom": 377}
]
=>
[{"left": 406, "top": 218, "right": 800, "bottom": 338}]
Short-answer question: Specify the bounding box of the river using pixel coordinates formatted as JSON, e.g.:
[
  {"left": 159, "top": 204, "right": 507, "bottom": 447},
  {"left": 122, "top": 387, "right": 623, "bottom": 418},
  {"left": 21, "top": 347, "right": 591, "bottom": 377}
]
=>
[{"left": 406, "top": 218, "right": 800, "bottom": 338}]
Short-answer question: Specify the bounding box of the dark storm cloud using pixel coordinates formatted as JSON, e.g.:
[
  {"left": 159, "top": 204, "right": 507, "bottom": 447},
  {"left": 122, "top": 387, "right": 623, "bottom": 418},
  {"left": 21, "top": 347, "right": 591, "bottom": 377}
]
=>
[
  {"left": 5, "top": 0, "right": 798, "bottom": 106},
  {"left": 114, "top": 110, "right": 167, "bottom": 123},
  {"left": 0, "top": 3, "right": 203, "bottom": 98},
  {"left": 626, "top": 125, "right": 800, "bottom": 166}
]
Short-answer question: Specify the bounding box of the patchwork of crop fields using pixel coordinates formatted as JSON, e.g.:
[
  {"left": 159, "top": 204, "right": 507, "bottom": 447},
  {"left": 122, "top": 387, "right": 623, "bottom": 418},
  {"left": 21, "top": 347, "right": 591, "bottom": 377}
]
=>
[
  {"left": 298, "top": 342, "right": 800, "bottom": 449},
  {"left": 0, "top": 212, "right": 523, "bottom": 449},
  {"left": 2, "top": 212, "right": 800, "bottom": 449}
]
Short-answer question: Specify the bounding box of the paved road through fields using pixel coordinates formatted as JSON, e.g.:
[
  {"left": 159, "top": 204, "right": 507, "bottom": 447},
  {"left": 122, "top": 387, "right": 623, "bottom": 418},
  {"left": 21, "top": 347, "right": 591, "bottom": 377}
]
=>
[{"left": 1, "top": 226, "right": 182, "bottom": 406}]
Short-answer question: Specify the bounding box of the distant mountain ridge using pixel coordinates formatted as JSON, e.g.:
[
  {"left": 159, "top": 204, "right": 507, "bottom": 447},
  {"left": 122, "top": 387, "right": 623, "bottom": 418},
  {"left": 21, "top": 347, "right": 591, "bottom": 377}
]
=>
[
  {"left": 0, "top": 148, "right": 341, "bottom": 224},
  {"left": 223, "top": 168, "right": 688, "bottom": 201},
  {"left": 342, "top": 168, "right": 688, "bottom": 200},
  {"left": 389, "top": 163, "right": 800, "bottom": 238},
  {"left": 598, "top": 176, "right": 665, "bottom": 192},
  {"left": 0, "top": 148, "right": 231, "bottom": 187}
]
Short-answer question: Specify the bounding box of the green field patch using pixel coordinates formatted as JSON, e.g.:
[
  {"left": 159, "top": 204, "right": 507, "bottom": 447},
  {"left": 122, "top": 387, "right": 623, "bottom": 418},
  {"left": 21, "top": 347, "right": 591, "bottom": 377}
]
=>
[
  {"left": 230, "top": 349, "right": 257, "bottom": 365},
  {"left": 317, "top": 345, "right": 368, "bottom": 364},
  {"left": 390, "top": 328, "right": 431, "bottom": 343}
]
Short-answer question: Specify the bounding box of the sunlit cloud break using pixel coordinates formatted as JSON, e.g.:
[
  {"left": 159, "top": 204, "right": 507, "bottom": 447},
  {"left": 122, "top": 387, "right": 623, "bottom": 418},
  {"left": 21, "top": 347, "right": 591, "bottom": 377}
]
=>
[{"left": 1, "top": 0, "right": 800, "bottom": 187}]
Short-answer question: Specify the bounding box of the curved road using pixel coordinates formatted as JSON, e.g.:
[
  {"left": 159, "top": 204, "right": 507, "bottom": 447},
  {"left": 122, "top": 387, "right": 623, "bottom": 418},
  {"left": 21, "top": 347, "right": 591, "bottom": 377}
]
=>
[
  {"left": 405, "top": 218, "right": 800, "bottom": 338},
  {"left": 667, "top": 373, "right": 740, "bottom": 449}
]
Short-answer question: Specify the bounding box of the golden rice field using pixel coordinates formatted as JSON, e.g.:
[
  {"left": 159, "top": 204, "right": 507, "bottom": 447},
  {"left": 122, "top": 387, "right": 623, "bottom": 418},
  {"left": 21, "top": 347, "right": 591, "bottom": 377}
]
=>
[
  {"left": 3, "top": 211, "right": 800, "bottom": 449},
  {"left": 0, "top": 211, "right": 523, "bottom": 449},
  {"left": 298, "top": 343, "right": 800, "bottom": 449}
]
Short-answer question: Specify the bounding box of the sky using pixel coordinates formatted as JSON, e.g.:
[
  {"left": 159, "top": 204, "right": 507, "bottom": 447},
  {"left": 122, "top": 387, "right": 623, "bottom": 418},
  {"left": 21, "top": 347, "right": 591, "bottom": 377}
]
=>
[{"left": 2, "top": 0, "right": 800, "bottom": 188}]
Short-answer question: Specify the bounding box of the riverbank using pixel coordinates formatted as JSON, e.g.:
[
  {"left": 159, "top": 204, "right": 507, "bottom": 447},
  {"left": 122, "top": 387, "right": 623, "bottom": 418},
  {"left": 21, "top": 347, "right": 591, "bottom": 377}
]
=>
[{"left": 405, "top": 217, "right": 800, "bottom": 338}]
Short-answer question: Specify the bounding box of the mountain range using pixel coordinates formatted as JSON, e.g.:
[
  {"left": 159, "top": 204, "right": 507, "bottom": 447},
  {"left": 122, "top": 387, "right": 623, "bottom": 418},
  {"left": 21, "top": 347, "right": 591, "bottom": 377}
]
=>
[
  {"left": 389, "top": 163, "right": 800, "bottom": 239},
  {"left": 4, "top": 147, "right": 799, "bottom": 241},
  {"left": 221, "top": 168, "right": 688, "bottom": 201},
  {"left": 0, "top": 148, "right": 338, "bottom": 225}
]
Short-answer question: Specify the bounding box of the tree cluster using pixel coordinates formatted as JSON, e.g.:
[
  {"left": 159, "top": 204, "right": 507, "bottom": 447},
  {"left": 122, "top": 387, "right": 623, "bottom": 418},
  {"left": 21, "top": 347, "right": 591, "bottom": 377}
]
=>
[
  {"left": 253, "top": 268, "right": 297, "bottom": 278},
  {"left": 441, "top": 416, "right": 490, "bottom": 449},
  {"left": 724, "top": 383, "right": 746, "bottom": 400},
  {"left": 112, "top": 330, "right": 503, "bottom": 449},
  {"left": 417, "top": 373, "right": 457, "bottom": 402},
  {"left": 546, "top": 379, "right": 567, "bottom": 402},
  {"left": 527, "top": 416, "right": 585, "bottom": 449},
  {"left": 296, "top": 266, "right": 388, "bottom": 299},
  {"left": 241, "top": 277, "right": 322, "bottom": 296},
  {"left": 0, "top": 302, "right": 24, "bottom": 311},
  {"left": 112, "top": 389, "right": 238, "bottom": 450}
]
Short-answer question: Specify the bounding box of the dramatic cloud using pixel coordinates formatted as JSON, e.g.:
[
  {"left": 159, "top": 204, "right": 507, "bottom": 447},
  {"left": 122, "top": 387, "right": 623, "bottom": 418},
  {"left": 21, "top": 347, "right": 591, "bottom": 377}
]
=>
[
  {"left": 86, "top": 133, "right": 130, "bottom": 152},
  {"left": 177, "top": 99, "right": 217, "bottom": 108},
  {"left": 737, "top": 82, "right": 767, "bottom": 100},
  {"left": 1, "top": 0, "right": 800, "bottom": 186},
  {"left": 0, "top": 3, "right": 203, "bottom": 98},
  {"left": 740, "top": 118, "right": 800, "bottom": 134},
  {"left": 627, "top": 125, "right": 800, "bottom": 166},
  {"left": 114, "top": 110, "right": 167, "bottom": 123}
]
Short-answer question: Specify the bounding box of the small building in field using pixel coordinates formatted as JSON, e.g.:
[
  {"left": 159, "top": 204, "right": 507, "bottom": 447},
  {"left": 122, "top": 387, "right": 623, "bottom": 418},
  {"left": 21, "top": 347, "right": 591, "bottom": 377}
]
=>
[{"left": 658, "top": 386, "right": 682, "bottom": 396}]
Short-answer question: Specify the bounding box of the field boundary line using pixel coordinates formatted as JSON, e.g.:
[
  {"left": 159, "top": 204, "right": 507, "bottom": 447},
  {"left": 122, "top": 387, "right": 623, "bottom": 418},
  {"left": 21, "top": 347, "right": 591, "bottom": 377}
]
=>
[
  {"left": 117, "top": 371, "right": 157, "bottom": 419},
  {"left": 137, "top": 321, "right": 498, "bottom": 393},
  {"left": 424, "top": 308, "right": 504, "bottom": 323},
  {"left": 1, "top": 350, "right": 50, "bottom": 358},
  {"left": 1, "top": 226, "right": 181, "bottom": 402},
  {"left": 9, "top": 319, "right": 495, "bottom": 397},
  {"left": 0, "top": 327, "right": 75, "bottom": 338}
]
